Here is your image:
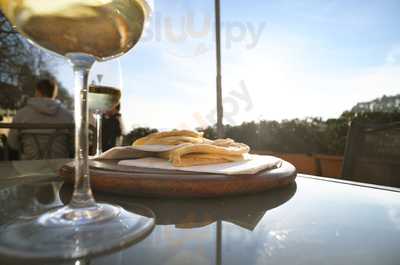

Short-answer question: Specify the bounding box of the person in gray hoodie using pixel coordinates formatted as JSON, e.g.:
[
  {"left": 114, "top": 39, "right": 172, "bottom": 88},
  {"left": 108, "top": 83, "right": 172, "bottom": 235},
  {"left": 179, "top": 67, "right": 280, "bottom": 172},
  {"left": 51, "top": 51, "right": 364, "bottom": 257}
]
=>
[{"left": 8, "top": 79, "right": 74, "bottom": 160}]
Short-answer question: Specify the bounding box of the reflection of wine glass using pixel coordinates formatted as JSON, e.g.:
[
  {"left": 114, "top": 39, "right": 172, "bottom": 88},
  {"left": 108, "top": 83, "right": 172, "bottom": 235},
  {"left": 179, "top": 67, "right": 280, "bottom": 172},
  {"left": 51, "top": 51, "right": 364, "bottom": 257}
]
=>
[
  {"left": 0, "top": 0, "right": 155, "bottom": 259},
  {"left": 89, "top": 61, "right": 123, "bottom": 156}
]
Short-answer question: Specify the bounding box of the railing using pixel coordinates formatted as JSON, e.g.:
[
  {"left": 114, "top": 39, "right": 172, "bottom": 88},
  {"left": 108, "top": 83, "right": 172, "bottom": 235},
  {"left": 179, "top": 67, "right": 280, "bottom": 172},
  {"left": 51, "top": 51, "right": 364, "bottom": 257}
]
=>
[{"left": 0, "top": 123, "right": 74, "bottom": 130}]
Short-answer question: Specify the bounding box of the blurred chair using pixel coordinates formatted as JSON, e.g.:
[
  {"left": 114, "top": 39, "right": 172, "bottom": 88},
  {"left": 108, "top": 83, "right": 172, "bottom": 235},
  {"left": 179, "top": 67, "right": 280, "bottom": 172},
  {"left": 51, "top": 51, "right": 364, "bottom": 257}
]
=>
[
  {"left": 342, "top": 121, "right": 400, "bottom": 188},
  {"left": 0, "top": 134, "right": 7, "bottom": 161},
  {"left": 0, "top": 123, "right": 74, "bottom": 160}
]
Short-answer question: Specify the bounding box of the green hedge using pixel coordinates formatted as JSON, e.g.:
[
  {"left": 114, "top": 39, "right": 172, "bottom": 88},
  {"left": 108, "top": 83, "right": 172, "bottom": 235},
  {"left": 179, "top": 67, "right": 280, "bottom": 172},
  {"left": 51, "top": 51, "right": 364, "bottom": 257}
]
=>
[
  {"left": 203, "top": 111, "right": 400, "bottom": 155},
  {"left": 124, "top": 112, "right": 400, "bottom": 156}
]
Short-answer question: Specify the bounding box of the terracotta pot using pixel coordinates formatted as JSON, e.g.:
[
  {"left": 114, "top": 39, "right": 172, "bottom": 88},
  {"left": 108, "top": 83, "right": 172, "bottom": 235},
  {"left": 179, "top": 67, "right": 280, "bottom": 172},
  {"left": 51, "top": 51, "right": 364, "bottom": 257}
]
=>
[
  {"left": 253, "top": 151, "right": 318, "bottom": 175},
  {"left": 314, "top": 154, "right": 343, "bottom": 178},
  {"left": 253, "top": 151, "right": 344, "bottom": 178}
]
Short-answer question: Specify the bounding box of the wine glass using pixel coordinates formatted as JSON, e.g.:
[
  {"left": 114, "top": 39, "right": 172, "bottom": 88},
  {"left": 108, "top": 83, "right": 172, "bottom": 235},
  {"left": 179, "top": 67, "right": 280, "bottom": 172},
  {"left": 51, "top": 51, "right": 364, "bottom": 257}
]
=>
[
  {"left": 89, "top": 60, "right": 123, "bottom": 156},
  {"left": 0, "top": 0, "right": 155, "bottom": 259}
]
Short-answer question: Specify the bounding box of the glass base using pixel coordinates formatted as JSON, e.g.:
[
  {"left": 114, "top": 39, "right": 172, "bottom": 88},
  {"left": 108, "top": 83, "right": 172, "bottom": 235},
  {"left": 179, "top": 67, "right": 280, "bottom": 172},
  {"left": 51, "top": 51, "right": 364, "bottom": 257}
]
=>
[{"left": 0, "top": 203, "right": 155, "bottom": 259}]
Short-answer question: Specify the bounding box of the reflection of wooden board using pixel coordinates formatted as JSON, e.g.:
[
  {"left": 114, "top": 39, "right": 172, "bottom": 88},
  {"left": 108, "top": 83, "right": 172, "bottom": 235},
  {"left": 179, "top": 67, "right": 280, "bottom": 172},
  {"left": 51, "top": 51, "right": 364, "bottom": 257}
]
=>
[{"left": 59, "top": 160, "right": 297, "bottom": 198}]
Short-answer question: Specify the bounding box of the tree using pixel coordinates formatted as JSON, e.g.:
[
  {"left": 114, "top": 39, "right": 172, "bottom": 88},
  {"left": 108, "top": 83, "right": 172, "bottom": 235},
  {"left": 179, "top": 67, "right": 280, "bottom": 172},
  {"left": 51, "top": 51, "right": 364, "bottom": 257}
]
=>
[
  {"left": 0, "top": 83, "right": 21, "bottom": 111},
  {"left": 352, "top": 94, "right": 400, "bottom": 113},
  {"left": 199, "top": 126, "right": 217, "bottom": 140},
  {"left": 0, "top": 12, "right": 73, "bottom": 111},
  {"left": 0, "top": 13, "right": 26, "bottom": 85},
  {"left": 123, "top": 127, "right": 158, "bottom": 146}
]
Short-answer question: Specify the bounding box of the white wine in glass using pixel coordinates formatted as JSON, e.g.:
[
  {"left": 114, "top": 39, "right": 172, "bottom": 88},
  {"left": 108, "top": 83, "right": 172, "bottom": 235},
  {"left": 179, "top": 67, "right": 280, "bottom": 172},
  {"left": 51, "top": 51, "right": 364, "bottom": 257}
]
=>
[
  {"left": 0, "top": 0, "right": 149, "bottom": 60},
  {"left": 89, "top": 86, "right": 122, "bottom": 114},
  {"left": 0, "top": 0, "right": 155, "bottom": 259},
  {"left": 88, "top": 60, "right": 123, "bottom": 156},
  {"left": 89, "top": 84, "right": 122, "bottom": 156}
]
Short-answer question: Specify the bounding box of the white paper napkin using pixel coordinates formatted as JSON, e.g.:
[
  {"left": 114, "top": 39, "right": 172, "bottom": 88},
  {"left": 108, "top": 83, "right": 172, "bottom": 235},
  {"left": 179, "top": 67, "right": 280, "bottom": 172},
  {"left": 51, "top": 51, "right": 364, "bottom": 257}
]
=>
[{"left": 118, "top": 154, "right": 282, "bottom": 175}]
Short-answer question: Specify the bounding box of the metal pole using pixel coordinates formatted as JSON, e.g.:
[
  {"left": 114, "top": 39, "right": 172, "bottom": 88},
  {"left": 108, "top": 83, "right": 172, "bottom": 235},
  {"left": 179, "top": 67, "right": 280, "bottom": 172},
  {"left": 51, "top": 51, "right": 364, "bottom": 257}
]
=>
[
  {"left": 216, "top": 220, "right": 222, "bottom": 265},
  {"left": 215, "top": 0, "right": 224, "bottom": 138}
]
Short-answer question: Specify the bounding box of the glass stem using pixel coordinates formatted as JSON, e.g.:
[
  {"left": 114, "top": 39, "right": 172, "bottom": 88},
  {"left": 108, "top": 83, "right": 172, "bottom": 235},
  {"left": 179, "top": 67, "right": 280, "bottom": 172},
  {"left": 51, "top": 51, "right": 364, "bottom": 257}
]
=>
[
  {"left": 95, "top": 111, "right": 103, "bottom": 156},
  {"left": 68, "top": 54, "right": 96, "bottom": 209}
]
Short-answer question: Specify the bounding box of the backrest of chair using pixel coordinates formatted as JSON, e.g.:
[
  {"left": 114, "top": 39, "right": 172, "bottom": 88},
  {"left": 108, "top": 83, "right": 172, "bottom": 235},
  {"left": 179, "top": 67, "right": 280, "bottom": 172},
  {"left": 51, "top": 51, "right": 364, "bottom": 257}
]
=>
[
  {"left": 19, "top": 129, "right": 73, "bottom": 160},
  {"left": 342, "top": 121, "right": 400, "bottom": 187}
]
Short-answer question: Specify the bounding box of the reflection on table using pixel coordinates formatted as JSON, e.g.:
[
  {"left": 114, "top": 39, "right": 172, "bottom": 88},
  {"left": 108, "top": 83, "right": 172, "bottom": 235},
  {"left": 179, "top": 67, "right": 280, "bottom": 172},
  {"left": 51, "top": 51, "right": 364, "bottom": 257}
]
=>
[{"left": 1, "top": 160, "right": 400, "bottom": 265}]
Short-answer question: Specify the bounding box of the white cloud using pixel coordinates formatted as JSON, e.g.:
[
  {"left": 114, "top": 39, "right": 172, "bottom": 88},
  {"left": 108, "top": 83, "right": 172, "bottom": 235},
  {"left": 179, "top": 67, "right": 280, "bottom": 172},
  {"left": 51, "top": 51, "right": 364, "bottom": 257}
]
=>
[
  {"left": 386, "top": 46, "right": 400, "bottom": 65},
  {"left": 219, "top": 43, "right": 400, "bottom": 122},
  {"left": 119, "top": 50, "right": 216, "bottom": 130},
  {"left": 119, "top": 41, "right": 400, "bottom": 130},
  {"left": 55, "top": 25, "right": 400, "bottom": 131}
]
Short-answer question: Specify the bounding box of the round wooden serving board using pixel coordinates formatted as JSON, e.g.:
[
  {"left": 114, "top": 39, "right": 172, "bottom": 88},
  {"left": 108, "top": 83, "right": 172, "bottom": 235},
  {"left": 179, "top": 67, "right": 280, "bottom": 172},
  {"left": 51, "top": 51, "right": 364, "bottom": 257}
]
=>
[{"left": 59, "top": 159, "right": 297, "bottom": 198}]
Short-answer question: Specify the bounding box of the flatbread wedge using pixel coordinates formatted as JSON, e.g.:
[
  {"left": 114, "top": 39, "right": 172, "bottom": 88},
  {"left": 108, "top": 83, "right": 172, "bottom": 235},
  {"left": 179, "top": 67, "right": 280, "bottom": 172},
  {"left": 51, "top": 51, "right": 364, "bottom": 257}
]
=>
[
  {"left": 162, "top": 141, "right": 250, "bottom": 167},
  {"left": 133, "top": 130, "right": 204, "bottom": 146},
  {"left": 169, "top": 153, "right": 245, "bottom": 167},
  {"left": 133, "top": 130, "right": 251, "bottom": 167}
]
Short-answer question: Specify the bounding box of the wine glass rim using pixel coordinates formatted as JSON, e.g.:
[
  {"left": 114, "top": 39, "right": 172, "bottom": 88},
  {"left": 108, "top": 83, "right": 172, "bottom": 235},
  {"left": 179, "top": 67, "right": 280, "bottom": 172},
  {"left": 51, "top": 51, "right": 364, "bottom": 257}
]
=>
[{"left": 140, "top": 0, "right": 153, "bottom": 18}]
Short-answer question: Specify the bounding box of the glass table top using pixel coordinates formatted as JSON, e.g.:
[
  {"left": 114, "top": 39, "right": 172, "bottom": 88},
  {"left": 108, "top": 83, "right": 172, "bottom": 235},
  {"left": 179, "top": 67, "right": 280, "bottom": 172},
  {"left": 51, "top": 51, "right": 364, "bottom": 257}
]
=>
[{"left": 0, "top": 159, "right": 400, "bottom": 265}]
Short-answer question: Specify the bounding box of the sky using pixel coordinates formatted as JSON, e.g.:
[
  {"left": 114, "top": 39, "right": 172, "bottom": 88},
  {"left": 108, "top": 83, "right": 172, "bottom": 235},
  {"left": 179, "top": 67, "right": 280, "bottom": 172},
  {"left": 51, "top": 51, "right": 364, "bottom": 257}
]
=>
[{"left": 55, "top": 0, "right": 400, "bottom": 131}]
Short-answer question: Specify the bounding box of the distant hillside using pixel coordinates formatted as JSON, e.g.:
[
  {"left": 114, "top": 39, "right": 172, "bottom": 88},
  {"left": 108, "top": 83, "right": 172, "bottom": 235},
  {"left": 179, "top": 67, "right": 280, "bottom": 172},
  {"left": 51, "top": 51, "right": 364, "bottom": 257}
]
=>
[{"left": 352, "top": 94, "right": 400, "bottom": 113}]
